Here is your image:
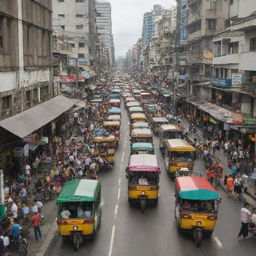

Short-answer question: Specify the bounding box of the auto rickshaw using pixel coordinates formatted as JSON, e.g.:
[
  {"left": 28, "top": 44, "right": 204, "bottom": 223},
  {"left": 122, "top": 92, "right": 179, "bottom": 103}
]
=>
[
  {"left": 159, "top": 124, "right": 184, "bottom": 153},
  {"left": 175, "top": 176, "right": 219, "bottom": 246},
  {"left": 131, "top": 142, "right": 154, "bottom": 155},
  {"left": 56, "top": 179, "right": 102, "bottom": 251},
  {"left": 108, "top": 107, "right": 121, "bottom": 115},
  {"left": 108, "top": 94, "right": 120, "bottom": 100},
  {"left": 128, "top": 106, "right": 143, "bottom": 114},
  {"left": 126, "top": 154, "right": 160, "bottom": 212},
  {"left": 126, "top": 101, "right": 140, "bottom": 108},
  {"left": 131, "top": 121, "right": 149, "bottom": 129},
  {"left": 151, "top": 117, "right": 169, "bottom": 135},
  {"left": 164, "top": 139, "right": 196, "bottom": 178},
  {"left": 108, "top": 99, "right": 121, "bottom": 107},
  {"left": 140, "top": 92, "right": 151, "bottom": 104},
  {"left": 94, "top": 135, "right": 116, "bottom": 166},
  {"left": 111, "top": 89, "right": 122, "bottom": 95},
  {"left": 130, "top": 113, "right": 147, "bottom": 123},
  {"left": 103, "top": 121, "right": 121, "bottom": 142},
  {"left": 107, "top": 114, "right": 121, "bottom": 121},
  {"left": 130, "top": 128, "right": 153, "bottom": 143}
]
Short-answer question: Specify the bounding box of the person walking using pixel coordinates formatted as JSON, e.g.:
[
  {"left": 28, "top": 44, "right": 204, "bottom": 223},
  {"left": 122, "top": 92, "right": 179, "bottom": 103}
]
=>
[
  {"left": 237, "top": 202, "right": 251, "bottom": 240},
  {"left": 32, "top": 212, "right": 42, "bottom": 240}
]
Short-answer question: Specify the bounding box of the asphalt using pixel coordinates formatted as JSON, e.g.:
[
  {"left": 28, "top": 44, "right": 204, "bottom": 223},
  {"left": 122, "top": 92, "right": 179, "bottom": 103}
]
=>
[{"left": 45, "top": 102, "right": 256, "bottom": 256}]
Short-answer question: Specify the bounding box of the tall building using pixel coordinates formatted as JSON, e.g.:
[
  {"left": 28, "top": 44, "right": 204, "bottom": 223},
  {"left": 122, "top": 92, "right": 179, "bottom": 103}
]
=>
[
  {"left": 0, "top": 0, "right": 54, "bottom": 121},
  {"left": 52, "top": 0, "right": 98, "bottom": 67},
  {"left": 96, "top": 1, "right": 115, "bottom": 67}
]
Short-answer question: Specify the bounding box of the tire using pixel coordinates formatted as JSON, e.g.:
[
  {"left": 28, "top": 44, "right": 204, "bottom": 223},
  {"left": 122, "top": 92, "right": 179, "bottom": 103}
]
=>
[
  {"left": 19, "top": 240, "right": 28, "bottom": 256},
  {"left": 175, "top": 218, "right": 181, "bottom": 234},
  {"left": 194, "top": 229, "right": 202, "bottom": 247},
  {"left": 140, "top": 199, "right": 146, "bottom": 213},
  {"left": 73, "top": 232, "right": 80, "bottom": 251},
  {"left": 153, "top": 198, "right": 158, "bottom": 207},
  {"left": 206, "top": 231, "right": 213, "bottom": 238}
]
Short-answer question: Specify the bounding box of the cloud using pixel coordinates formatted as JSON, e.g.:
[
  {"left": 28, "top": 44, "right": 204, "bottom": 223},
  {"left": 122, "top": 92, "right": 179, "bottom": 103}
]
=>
[{"left": 108, "top": 0, "right": 176, "bottom": 57}]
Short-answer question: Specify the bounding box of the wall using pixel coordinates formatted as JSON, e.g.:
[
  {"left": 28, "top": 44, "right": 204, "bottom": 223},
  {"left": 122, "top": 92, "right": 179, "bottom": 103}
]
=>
[{"left": 0, "top": 72, "right": 17, "bottom": 92}]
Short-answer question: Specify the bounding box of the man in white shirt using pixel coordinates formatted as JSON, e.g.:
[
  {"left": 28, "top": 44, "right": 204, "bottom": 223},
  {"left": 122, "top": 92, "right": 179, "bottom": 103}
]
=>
[
  {"left": 11, "top": 201, "right": 18, "bottom": 218},
  {"left": 138, "top": 177, "right": 149, "bottom": 186},
  {"left": 31, "top": 200, "right": 39, "bottom": 214},
  {"left": 238, "top": 202, "right": 251, "bottom": 240},
  {"left": 61, "top": 208, "right": 71, "bottom": 219}
]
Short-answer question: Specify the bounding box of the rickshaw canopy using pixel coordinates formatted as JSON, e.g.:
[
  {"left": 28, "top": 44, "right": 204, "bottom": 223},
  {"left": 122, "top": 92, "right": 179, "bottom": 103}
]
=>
[
  {"left": 131, "top": 128, "right": 152, "bottom": 137},
  {"left": 108, "top": 94, "right": 120, "bottom": 99},
  {"left": 176, "top": 176, "right": 219, "bottom": 200},
  {"left": 160, "top": 124, "right": 183, "bottom": 132},
  {"left": 131, "top": 122, "right": 149, "bottom": 129},
  {"left": 94, "top": 135, "right": 116, "bottom": 143},
  {"left": 166, "top": 139, "right": 196, "bottom": 152},
  {"left": 127, "top": 154, "right": 160, "bottom": 172},
  {"left": 111, "top": 89, "right": 122, "bottom": 94},
  {"left": 131, "top": 142, "right": 154, "bottom": 151},
  {"left": 57, "top": 179, "right": 100, "bottom": 203},
  {"left": 108, "top": 99, "right": 120, "bottom": 104},
  {"left": 128, "top": 107, "right": 143, "bottom": 113},
  {"left": 126, "top": 102, "right": 140, "bottom": 107},
  {"left": 152, "top": 117, "right": 169, "bottom": 123},
  {"left": 108, "top": 107, "right": 121, "bottom": 114},
  {"left": 130, "top": 113, "right": 146, "bottom": 120},
  {"left": 107, "top": 115, "right": 121, "bottom": 121},
  {"left": 103, "top": 121, "right": 120, "bottom": 127}
]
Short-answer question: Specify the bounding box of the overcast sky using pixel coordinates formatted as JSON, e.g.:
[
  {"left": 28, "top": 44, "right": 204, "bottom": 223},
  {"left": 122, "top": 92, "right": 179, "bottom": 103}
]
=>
[{"left": 108, "top": 0, "right": 176, "bottom": 57}]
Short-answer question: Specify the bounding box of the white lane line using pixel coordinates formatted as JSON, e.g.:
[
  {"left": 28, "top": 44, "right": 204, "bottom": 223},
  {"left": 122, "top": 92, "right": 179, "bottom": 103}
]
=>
[
  {"left": 114, "top": 204, "right": 119, "bottom": 219},
  {"left": 213, "top": 236, "right": 223, "bottom": 249},
  {"left": 118, "top": 178, "right": 121, "bottom": 186},
  {"left": 108, "top": 225, "right": 116, "bottom": 256},
  {"left": 117, "top": 187, "right": 121, "bottom": 200}
]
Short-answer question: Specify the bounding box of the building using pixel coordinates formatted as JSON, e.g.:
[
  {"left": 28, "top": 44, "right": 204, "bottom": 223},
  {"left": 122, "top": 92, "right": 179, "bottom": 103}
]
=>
[
  {"left": 0, "top": 0, "right": 54, "bottom": 121},
  {"left": 52, "top": 0, "right": 98, "bottom": 68},
  {"left": 96, "top": 1, "right": 115, "bottom": 68}
]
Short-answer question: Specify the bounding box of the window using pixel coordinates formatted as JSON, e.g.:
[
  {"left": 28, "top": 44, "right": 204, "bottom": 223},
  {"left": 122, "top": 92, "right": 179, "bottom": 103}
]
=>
[
  {"left": 76, "top": 25, "right": 83, "bottom": 30},
  {"left": 61, "top": 25, "right": 65, "bottom": 30},
  {"left": 76, "top": 14, "right": 84, "bottom": 18},
  {"left": 250, "top": 37, "right": 256, "bottom": 51},
  {"left": 79, "top": 42, "right": 85, "bottom": 47},
  {"left": 78, "top": 53, "right": 85, "bottom": 58},
  {"left": 58, "top": 14, "right": 65, "bottom": 18},
  {"left": 70, "top": 43, "right": 75, "bottom": 48},
  {"left": 0, "top": 17, "right": 3, "bottom": 52},
  {"left": 229, "top": 42, "right": 239, "bottom": 54},
  {"left": 76, "top": 0, "right": 85, "bottom": 2},
  {"left": 207, "top": 19, "right": 216, "bottom": 30},
  {"left": 2, "top": 95, "right": 11, "bottom": 110}
]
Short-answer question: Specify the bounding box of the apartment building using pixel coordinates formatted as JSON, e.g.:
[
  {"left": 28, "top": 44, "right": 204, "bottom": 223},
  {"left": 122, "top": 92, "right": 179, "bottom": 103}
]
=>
[{"left": 0, "top": 0, "right": 53, "bottom": 121}]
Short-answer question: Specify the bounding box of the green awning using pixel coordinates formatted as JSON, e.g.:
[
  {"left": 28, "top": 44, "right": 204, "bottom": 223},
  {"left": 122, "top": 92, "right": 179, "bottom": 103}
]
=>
[{"left": 57, "top": 179, "right": 100, "bottom": 203}]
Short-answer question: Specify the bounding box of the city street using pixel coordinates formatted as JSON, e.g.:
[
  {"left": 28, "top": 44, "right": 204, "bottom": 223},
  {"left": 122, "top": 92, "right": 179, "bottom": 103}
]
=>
[{"left": 47, "top": 102, "right": 256, "bottom": 256}]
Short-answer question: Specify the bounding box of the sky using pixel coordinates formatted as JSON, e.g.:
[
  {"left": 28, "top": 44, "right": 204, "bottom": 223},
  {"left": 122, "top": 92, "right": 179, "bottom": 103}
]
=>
[{"left": 108, "top": 0, "right": 176, "bottom": 57}]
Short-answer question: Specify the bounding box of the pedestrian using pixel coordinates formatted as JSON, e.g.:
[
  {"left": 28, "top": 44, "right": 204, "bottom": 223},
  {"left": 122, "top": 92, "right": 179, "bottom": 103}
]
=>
[
  {"left": 230, "top": 163, "right": 237, "bottom": 178},
  {"left": 226, "top": 175, "right": 234, "bottom": 198},
  {"left": 31, "top": 212, "right": 42, "bottom": 240},
  {"left": 234, "top": 175, "right": 243, "bottom": 202},
  {"left": 237, "top": 202, "right": 251, "bottom": 240},
  {"left": 11, "top": 201, "right": 18, "bottom": 219}
]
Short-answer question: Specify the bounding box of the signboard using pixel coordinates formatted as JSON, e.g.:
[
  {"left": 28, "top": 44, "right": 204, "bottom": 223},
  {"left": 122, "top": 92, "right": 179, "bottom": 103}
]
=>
[
  {"left": 232, "top": 73, "right": 242, "bottom": 87},
  {"left": 212, "top": 79, "right": 232, "bottom": 88},
  {"left": 209, "top": 118, "right": 218, "bottom": 124},
  {"left": 244, "top": 117, "right": 256, "bottom": 126},
  {"left": 23, "top": 144, "right": 29, "bottom": 157},
  {"left": 60, "top": 75, "right": 85, "bottom": 83},
  {"left": 232, "top": 112, "right": 244, "bottom": 125},
  {"left": 68, "top": 58, "right": 77, "bottom": 67}
]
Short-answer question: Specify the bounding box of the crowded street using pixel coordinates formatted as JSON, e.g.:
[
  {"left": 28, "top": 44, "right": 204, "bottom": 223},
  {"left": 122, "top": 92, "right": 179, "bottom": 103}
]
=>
[{"left": 45, "top": 80, "right": 256, "bottom": 256}]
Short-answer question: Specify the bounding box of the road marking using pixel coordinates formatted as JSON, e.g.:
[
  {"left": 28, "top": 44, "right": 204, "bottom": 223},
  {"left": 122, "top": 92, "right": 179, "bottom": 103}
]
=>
[
  {"left": 101, "top": 200, "right": 104, "bottom": 207},
  {"left": 117, "top": 187, "right": 121, "bottom": 200},
  {"left": 121, "top": 151, "right": 125, "bottom": 162},
  {"left": 108, "top": 225, "right": 116, "bottom": 256},
  {"left": 213, "top": 236, "right": 223, "bottom": 249},
  {"left": 118, "top": 178, "right": 121, "bottom": 186},
  {"left": 114, "top": 204, "right": 119, "bottom": 219}
]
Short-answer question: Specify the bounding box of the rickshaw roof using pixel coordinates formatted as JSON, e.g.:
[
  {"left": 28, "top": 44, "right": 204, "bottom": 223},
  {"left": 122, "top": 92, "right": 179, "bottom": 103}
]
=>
[
  {"left": 131, "top": 128, "right": 153, "bottom": 136},
  {"left": 109, "top": 99, "right": 120, "bottom": 104},
  {"left": 160, "top": 124, "right": 183, "bottom": 131},
  {"left": 140, "top": 92, "right": 150, "bottom": 96},
  {"left": 128, "top": 107, "right": 143, "bottom": 112},
  {"left": 131, "top": 122, "right": 149, "bottom": 128},
  {"left": 103, "top": 121, "right": 120, "bottom": 126},
  {"left": 94, "top": 135, "right": 116, "bottom": 142},
  {"left": 176, "top": 177, "right": 219, "bottom": 200},
  {"left": 111, "top": 89, "right": 122, "bottom": 93},
  {"left": 107, "top": 115, "right": 121, "bottom": 120},
  {"left": 57, "top": 179, "right": 100, "bottom": 203},
  {"left": 128, "top": 154, "right": 160, "bottom": 172},
  {"left": 91, "top": 99, "right": 102, "bottom": 103},
  {"left": 131, "top": 142, "right": 154, "bottom": 151},
  {"left": 108, "top": 94, "right": 120, "bottom": 99},
  {"left": 152, "top": 117, "right": 169, "bottom": 123},
  {"left": 131, "top": 113, "right": 146, "bottom": 119},
  {"left": 108, "top": 107, "right": 121, "bottom": 114},
  {"left": 125, "top": 97, "right": 135, "bottom": 101},
  {"left": 126, "top": 102, "right": 140, "bottom": 107},
  {"left": 166, "top": 139, "right": 196, "bottom": 151}
]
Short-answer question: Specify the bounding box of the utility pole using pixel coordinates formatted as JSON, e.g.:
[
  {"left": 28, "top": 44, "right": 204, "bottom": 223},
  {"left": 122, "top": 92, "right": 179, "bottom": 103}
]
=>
[{"left": 0, "top": 169, "right": 5, "bottom": 217}]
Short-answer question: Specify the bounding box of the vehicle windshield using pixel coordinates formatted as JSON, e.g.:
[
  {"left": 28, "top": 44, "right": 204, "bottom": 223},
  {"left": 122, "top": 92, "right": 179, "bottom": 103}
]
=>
[
  {"left": 128, "top": 172, "right": 159, "bottom": 185},
  {"left": 180, "top": 199, "right": 217, "bottom": 213},
  {"left": 58, "top": 202, "right": 94, "bottom": 219},
  {"left": 162, "top": 131, "right": 183, "bottom": 139},
  {"left": 132, "top": 137, "right": 152, "bottom": 143},
  {"left": 171, "top": 151, "right": 194, "bottom": 162}
]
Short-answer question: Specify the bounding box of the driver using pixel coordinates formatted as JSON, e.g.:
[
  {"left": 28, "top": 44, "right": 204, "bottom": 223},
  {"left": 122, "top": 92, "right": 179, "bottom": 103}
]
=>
[{"left": 138, "top": 176, "right": 149, "bottom": 186}]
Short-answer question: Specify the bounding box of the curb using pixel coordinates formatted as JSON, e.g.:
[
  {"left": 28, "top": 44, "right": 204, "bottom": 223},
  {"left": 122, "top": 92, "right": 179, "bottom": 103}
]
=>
[{"left": 35, "top": 222, "right": 58, "bottom": 256}]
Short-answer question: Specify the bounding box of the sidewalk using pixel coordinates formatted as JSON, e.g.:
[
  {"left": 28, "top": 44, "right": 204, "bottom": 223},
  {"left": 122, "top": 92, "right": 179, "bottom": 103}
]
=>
[{"left": 181, "top": 118, "right": 256, "bottom": 207}]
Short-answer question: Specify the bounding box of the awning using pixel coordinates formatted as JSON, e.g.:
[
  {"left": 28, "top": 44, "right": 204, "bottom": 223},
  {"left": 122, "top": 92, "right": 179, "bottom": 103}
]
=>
[
  {"left": 84, "top": 66, "right": 96, "bottom": 77},
  {"left": 0, "top": 95, "right": 77, "bottom": 138}
]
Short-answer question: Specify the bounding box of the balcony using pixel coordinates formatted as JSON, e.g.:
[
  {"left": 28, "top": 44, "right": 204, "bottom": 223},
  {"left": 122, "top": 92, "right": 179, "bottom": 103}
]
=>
[
  {"left": 188, "top": 30, "right": 202, "bottom": 42},
  {"left": 239, "top": 51, "right": 256, "bottom": 71},
  {"left": 188, "top": 13, "right": 201, "bottom": 25},
  {"left": 213, "top": 54, "right": 239, "bottom": 65}
]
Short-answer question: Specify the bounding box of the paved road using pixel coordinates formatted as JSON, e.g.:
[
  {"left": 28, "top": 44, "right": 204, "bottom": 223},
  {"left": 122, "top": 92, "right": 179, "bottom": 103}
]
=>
[{"left": 47, "top": 102, "right": 256, "bottom": 256}]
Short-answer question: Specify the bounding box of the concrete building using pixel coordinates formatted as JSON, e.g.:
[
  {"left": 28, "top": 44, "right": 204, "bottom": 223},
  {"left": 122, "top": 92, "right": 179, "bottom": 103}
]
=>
[
  {"left": 52, "top": 0, "right": 98, "bottom": 68},
  {"left": 96, "top": 1, "right": 115, "bottom": 68},
  {"left": 0, "top": 0, "right": 54, "bottom": 121}
]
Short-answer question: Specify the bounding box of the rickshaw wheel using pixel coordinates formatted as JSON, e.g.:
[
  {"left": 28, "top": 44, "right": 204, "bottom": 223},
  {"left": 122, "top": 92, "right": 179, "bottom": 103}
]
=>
[
  {"left": 128, "top": 198, "right": 133, "bottom": 206},
  {"left": 205, "top": 231, "right": 213, "bottom": 238},
  {"left": 73, "top": 232, "right": 81, "bottom": 251},
  {"left": 153, "top": 198, "right": 158, "bottom": 207}
]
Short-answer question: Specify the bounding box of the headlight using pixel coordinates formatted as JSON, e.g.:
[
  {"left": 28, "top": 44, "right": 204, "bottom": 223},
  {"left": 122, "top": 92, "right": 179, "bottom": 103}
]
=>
[
  {"left": 73, "top": 226, "right": 78, "bottom": 231},
  {"left": 142, "top": 191, "right": 145, "bottom": 195},
  {"left": 196, "top": 221, "right": 202, "bottom": 226}
]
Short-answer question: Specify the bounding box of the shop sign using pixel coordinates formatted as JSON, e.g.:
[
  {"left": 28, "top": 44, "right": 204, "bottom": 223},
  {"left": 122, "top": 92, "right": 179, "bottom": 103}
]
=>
[
  {"left": 23, "top": 133, "right": 39, "bottom": 144},
  {"left": 209, "top": 118, "right": 218, "bottom": 124},
  {"left": 60, "top": 75, "right": 85, "bottom": 83},
  {"left": 68, "top": 58, "right": 77, "bottom": 67},
  {"left": 251, "top": 137, "right": 256, "bottom": 142},
  {"left": 243, "top": 117, "right": 256, "bottom": 126},
  {"left": 224, "top": 123, "right": 230, "bottom": 131},
  {"left": 232, "top": 112, "right": 244, "bottom": 125},
  {"left": 211, "top": 78, "right": 232, "bottom": 88},
  {"left": 232, "top": 73, "right": 242, "bottom": 87}
]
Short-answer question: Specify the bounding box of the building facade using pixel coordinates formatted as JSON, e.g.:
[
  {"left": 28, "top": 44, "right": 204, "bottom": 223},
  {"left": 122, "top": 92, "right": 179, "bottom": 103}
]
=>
[{"left": 0, "top": 0, "right": 53, "bottom": 121}]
